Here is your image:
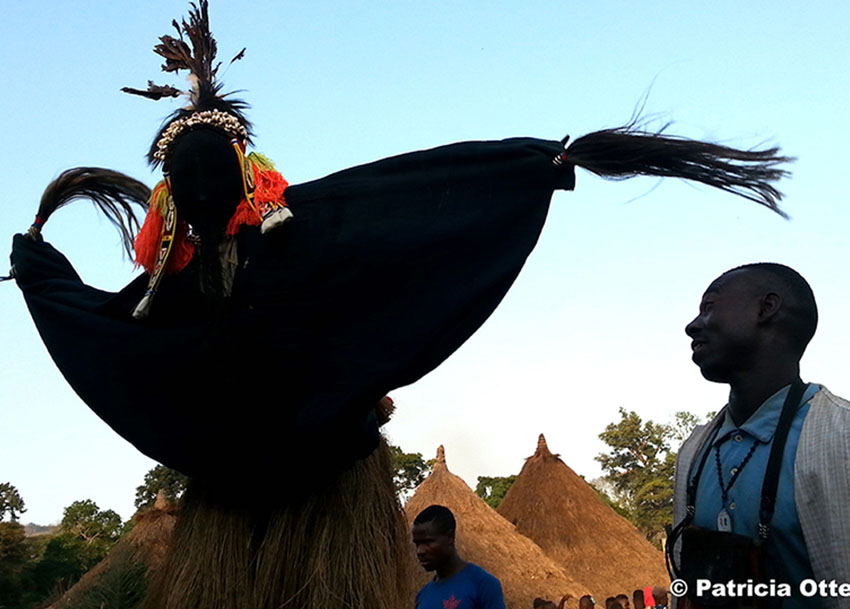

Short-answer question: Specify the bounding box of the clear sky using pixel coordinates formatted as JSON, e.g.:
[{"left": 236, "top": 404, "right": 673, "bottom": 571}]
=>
[{"left": 2, "top": 1, "right": 849, "bottom": 525}]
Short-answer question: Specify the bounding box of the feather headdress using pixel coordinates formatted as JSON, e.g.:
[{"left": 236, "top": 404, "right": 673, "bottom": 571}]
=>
[
  {"left": 122, "top": 0, "right": 252, "bottom": 166},
  {"left": 119, "top": 1, "right": 292, "bottom": 318}
]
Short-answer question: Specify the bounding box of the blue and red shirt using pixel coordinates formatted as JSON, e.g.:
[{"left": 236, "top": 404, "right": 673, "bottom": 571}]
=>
[{"left": 416, "top": 563, "right": 506, "bottom": 609}]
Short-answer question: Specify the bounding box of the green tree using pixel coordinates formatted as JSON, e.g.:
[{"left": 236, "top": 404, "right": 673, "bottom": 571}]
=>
[
  {"left": 0, "top": 521, "right": 30, "bottom": 608},
  {"left": 595, "top": 408, "right": 708, "bottom": 542},
  {"left": 61, "top": 500, "right": 125, "bottom": 547},
  {"left": 25, "top": 499, "right": 129, "bottom": 606},
  {"left": 630, "top": 453, "right": 676, "bottom": 533},
  {"left": 667, "top": 411, "right": 704, "bottom": 444},
  {"left": 0, "top": 482, "right": 26, "bottom": 523},
  {"left": 589, "top": 477, "right": 631, "bottom": 520},
  {"left": 475, "top": 475, "right": 517, "bottom": 509},
  {"left": 388, "top": 444, "right": 434, "bottom": 498},
  {"left": 135, "top": 465, "right": 188, "bottom": 509},
  {"left": 596, "top": 408, "right": 670, "bottom": 500},
  {"left": 28, "top": 534, "right": 90, "bottom": 603}
]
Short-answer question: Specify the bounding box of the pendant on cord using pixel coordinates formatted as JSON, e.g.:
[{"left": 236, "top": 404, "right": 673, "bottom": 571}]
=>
[{"left": 717, "top": 508, "right": 732, "bottom": 532}]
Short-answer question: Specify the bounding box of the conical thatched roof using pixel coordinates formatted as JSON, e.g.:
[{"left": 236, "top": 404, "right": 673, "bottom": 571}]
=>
[
  {"left": 405, "top": 445, "right": 588, "bottom": 609},
  {"left": 497, "top": 434, "right": 669, "bottom": 600},
  {"left": 48, "top": 490, "right": 178, "bottom": 609}
]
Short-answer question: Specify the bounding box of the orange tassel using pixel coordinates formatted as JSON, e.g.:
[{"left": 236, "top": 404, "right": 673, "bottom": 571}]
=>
[
  {"left": 225, "top": 199, "right": 261, "bottom": 236},
  {"left": 136, "top": 161, "right": 291, "bottom": 266},
  {"left": 254, "top": 168, "right": 288, "bottom": 206},
  {"left": 225, "top": 166, "right": 289, "bottom": 236},
  {"left": 134, "top": 206, "right": 165, "bottom": 273},
  {"left": 134, "top": 182, "right": 194, "bottom": 275},
  {"left": 135, "top": 214, "right": 194, "bottom": 275}
]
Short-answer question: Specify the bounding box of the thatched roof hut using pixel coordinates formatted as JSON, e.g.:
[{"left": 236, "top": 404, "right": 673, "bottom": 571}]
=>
[
  {"left": 497, "top": 434, "right": 670, "bottom": 600},
  {"left": 405, "top": 445, "right": 588, "bottom": 609},
  {"left": 48, "top": 491, "right": 178, "bottom": 609}
]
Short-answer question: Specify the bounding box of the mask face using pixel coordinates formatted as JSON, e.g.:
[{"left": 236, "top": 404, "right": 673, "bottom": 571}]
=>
[{"left": 168, "top": 128, "right": 244, "bottom": 238}]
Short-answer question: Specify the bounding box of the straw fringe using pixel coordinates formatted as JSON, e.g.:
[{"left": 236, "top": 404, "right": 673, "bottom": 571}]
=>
[{"left": 142, "top": 437, "right": 412, "bottom": 609}]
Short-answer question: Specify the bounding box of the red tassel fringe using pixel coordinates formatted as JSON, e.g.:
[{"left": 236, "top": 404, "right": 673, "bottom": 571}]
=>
[
  {"left": 225, "top": 200, "right": 262, "bottom": 235},
  {"left": 134, "top": 207, "right": 164, "bottom": 273},
  {"left": 255, "top": 169, "right": 289, "bottom": 205},
  {"left": 134, "top": 166, "right": 290, "bottom": 274},
  {"left": 134, "top": 206, "right": 194, "bottom": 275},
  {"left": 225, "top": 167, "right": 289, "bottom": 236}
]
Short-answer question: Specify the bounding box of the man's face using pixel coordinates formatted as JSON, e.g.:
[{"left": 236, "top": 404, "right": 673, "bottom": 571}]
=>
[
  {"left": 685, "top": 271, "right": 762, "bottom": 383},
  {"left": 412, "top": 521, "right": 455, "bottom": 572}
]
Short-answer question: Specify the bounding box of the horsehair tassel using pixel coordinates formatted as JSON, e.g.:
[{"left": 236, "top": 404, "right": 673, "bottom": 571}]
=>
[
  {"left": 27, "top": 216, "right": 46, "bottom": 240},
  {"left": 563, "top": 124, "right": 794, "bottom": 218},
  {"left": 33, "top": 167, "right": 151, "bottom": 257}
]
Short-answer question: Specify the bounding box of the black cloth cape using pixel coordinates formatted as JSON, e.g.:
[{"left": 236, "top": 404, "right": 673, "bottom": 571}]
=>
[{"left": 13, "top": 137, "right": 574, "bottom": 490}]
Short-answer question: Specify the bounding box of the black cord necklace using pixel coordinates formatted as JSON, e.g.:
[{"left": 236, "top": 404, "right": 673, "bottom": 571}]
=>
[{"left": 713, "top": 435, "right": 760, "bottom": 531}]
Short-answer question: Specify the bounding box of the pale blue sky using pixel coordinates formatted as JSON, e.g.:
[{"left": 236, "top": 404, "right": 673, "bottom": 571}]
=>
[{"left": 2, "top": 1, "right": 849, "bottom": 524}]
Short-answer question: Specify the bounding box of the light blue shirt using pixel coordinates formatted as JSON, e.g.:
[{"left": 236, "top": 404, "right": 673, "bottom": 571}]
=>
[{"left": 691, "top": 383, "right": 820, "bottom": 607}]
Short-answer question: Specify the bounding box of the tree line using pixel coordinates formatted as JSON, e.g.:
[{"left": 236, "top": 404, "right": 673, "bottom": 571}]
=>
[{"left": 0, "top": 467, "right": 187, "bottom": 609}]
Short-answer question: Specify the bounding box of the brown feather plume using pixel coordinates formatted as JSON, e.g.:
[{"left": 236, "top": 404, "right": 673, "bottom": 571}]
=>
[
  {"left": 125, "top": 1, "right": 220, "bottom": 105},
  {"left": 121, "top": 81, "right": 182, "bottom": 100},
  {"left": 123, "top": 0, "right": 253, "bottom": 165},
  {"left": 154, "top": 3, "right": 219, "bottom": 86}
]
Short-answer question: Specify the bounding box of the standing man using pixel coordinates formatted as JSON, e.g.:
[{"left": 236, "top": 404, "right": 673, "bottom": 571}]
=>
[
  {"left": 412, "top": 504, "right": 506, "bottom": 609},
  {"left": 671, "top": 263, "right": 850, "bottom": 608}
]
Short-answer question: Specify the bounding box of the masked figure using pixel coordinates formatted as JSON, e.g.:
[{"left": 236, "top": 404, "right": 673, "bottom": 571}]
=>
[{"left": 9, "top": 3, "right": 793, "bottom": 607}]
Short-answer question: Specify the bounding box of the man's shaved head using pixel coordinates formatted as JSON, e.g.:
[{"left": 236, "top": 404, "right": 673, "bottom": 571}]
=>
[{"left": 718, "top": 263, "right": 817, "bottom": 355}]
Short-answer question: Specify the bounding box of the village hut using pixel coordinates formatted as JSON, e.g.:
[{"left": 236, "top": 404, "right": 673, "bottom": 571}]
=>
[
  {"left": 48, "top": 491, "right": 178, "bottom": 609},
  {"left": 405, "top": 445, "right": 588, "bottom": 609},
  {"left": 496, "top": 434, "right": 670, "bottom": 600}
]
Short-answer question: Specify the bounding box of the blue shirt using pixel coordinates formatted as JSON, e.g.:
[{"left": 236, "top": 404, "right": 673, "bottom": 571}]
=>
[
  {"left": 416, "top": 563, "right": 506, "bottom": 609},
  {"left": 692, "top": 383, "right": 820, "bottom": 607}
]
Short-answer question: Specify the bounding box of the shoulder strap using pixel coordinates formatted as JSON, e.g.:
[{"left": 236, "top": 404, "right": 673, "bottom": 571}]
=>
[
  {"left": 758, "top": 379, "right": 808, "bottom": 541},
  {"left": 666, "top": 415, "right": 724, "bottom": 579}
]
